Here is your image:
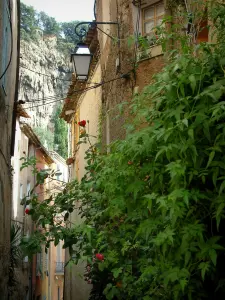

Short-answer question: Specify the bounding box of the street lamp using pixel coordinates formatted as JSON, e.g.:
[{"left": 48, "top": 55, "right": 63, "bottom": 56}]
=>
[
  {"left": 71, "top": 42, "right": 93, "bottom": 81},
  {"left": 72, "top": 21, "right": 119, "bottom": 81}
]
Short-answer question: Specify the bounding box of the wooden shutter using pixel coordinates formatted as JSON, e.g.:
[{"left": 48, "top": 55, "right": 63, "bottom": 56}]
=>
[{"left": 1, "top": 0, "right": 10, "bottom": 94}]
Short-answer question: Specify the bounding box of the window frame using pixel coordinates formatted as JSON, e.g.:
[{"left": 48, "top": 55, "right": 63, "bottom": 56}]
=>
[{"left": 142, "top": 1, "right": 164, "bottom": 37}]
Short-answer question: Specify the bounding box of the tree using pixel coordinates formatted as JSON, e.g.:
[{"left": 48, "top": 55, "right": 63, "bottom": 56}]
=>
[
  {"left": 20, "top": 3, "right": 83, "bottom": 45},
  {"left": 33, "top": 127, "right": 54, "bottom": 151},
  {"left": 38, "top": 11, "right": 61, "bottom": 36},
  {"left": 53, "top": 105, "right": 68, "bottom": 159},
  {"left": 20, "top": 2, "right": 37, "bottom": 33},
  {"left": 61, "top": 21, "right": 82, "bottom": 45},
  {"left": 20, "top": 2, "right": 38, "bottom": 40}
]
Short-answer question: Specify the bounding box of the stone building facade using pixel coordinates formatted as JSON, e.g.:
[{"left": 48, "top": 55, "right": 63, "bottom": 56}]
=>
[
  {"left": 0, "top": 0, "right": 20, "bottom": 297},
  {"left": 96, "top": 0, "right": 165, "bottom": 145}
]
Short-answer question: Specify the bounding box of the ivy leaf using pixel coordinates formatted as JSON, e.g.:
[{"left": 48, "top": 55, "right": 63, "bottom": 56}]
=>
[
  {"left": 199, "top": 262, "right": 210, "bottom": 280},
  {"left": 182, "top": 118, "right": 188, "bottom": 127},
  {"left": 203, "top": 121, "right": 211, "bottom": 142},
  {"left": 189, "top": 74, "right": 196, "bottom": 92},
  {"left": 185, "top": 251, "right": 191, "bottom": 266},
  {"left": 180, "top": 279, "right": 188, "bottom": 292},
  {"left": 206, "top": 151, "right": 215, "bottom": 168},
  {"left": 209, "top": 249, "right": 217, "bottom": 266},
  {"left": 219, "top": 180, "right": 225, "bottom": 195},
  {"left": 188, "top": 128, "right": 194, "bottom": 139},
  {"left": 112, "top": 267, "right": 122, "bottom": 279},
  {"left": 212, "top": 167, "right": 219, "bottom": 187}
]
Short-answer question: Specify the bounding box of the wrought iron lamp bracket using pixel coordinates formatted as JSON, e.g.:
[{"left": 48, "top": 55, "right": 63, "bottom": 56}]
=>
[{"left": 74, "top": 21, "right": 119, "bottom": 41}]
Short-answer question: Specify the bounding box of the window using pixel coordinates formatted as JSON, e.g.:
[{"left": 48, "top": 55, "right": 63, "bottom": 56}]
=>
[
  {"left": 57, "top": 242, "right": 62, "bottom": 262},
  {"left": 197, "top": 19, "right": 208, "bottom": 43},
  {"left": 1, "top": 0, "right": 10, "bottom": 94},
  {"left": 142, "top": 2, "right": 164, "bottom": 36},
  {"left": 27, "top": 181, "right": 31, "bottom": 199},
  {"left": 20, "top": 184, "right": 23, "bottom": 201}
]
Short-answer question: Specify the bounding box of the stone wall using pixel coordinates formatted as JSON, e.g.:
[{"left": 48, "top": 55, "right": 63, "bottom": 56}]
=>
[{"left": 96, "top": 0, "right": 165, "bottom": 147}]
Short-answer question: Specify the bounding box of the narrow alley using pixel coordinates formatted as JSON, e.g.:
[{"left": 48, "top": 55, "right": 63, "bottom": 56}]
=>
[{"left": 1, "top": 0, "right": 225, "bottom": 299}]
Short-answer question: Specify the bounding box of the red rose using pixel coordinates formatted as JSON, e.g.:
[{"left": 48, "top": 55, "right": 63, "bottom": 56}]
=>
[
  {"left": 25, "top": 208, "right": 30, "bottom": 214},
  {"left": 95, "top": 253, "right": 104, "bottom": 261},
  {"left": 65, "top": 98, "right": 71, "bottom": 104},
  {"left": 78, "top": 120, "right": 86, "bottom": 127}
]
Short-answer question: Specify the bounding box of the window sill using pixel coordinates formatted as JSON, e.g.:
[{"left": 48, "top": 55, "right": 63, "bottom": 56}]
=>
[{"left": 137, "top": 45, "right": 163, "bottom": 62}]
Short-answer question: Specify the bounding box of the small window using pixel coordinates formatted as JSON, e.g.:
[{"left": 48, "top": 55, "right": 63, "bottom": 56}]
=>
[
  {"left": 20, "top": 184, "right": 23, "bottom": 200},
  {"left": 197, "top": 19, "right": 208, "bottom": 43},
  {"left": 27, "top": 181, "right": 31, "bottom": 199},
  {"left": 142, "top": 2, "right": 164, "bottom": 36},
  {"left": 57, "top": 242, "right": 62, "bottom": 262}
]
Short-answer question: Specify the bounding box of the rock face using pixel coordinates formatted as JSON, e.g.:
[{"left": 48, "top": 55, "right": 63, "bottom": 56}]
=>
[{"left": 19, "top": 31, "right": 71, "bottom": 131}]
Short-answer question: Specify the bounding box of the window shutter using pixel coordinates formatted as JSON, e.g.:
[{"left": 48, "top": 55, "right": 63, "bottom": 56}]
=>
[{"left": 1, "top": 0, "right": 10, "bottom": 94}]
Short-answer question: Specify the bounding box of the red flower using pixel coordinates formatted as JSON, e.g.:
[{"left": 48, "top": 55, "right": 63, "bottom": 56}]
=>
[
  {"left": 66, "top": 157, "right": 74, "bottom": 165},
  {"left": 128, "top": 161, "right": 133, "bottom": 165},
  {"left": 78, "top": 120, "right": 86, "bottom": 127},
  {"left": 95, "top": 253, "right": 104, "bottom": 261},
  {"left": 65, "top": 98, "right": 71, "bottom": 104},
  {"left": 25, "top": 206, "right": 30, "bottom": 214}
]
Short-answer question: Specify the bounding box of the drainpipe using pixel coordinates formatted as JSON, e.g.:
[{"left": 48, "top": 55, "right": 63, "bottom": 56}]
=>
[{"left": 11, "top": 0, "right": 21, "bottom": 156}]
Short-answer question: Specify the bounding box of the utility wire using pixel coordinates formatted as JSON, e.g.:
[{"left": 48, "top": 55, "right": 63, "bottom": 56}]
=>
[
  {"left": 20, "top": 94, "right": 67, "bottom": 103},
  {"left": 19, "top": 75, "right": 105, "bottom": 103},
  {"left": 0, "top": 0, "right": 13, "bottom": 80},
  {"left": 20, "top": 65, "right": 72, "bottom": 82},
  {"left": 23, "top": 84, "right": 106, "bottom": 108},
  {"left": 23, "top": 73, "right": 131, "bottom": 109},
  {"left": 22, "top": 73, "right": 131, "bottom": 105}
]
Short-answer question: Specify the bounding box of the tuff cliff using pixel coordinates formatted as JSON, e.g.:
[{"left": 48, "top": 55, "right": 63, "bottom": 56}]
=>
[{"left": 19, "top": 31, "right": 71, "bottom": 133}]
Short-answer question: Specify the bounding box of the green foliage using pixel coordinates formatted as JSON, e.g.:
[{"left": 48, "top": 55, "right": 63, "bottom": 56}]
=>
[
  {"left": 20, "top": 2, "right": 83, "bottom": 48},
  {"left": 33, "top": 126, "right": 54, "bottom": 151},
  {"left": 38, "top": 11, "right": 61, "bottom": 36},
  {"left": 20, "top": 2, "right": 39, "bottom": 41},
  {"left": 20, "top": 1, "right": 225, "bottom": 299},
  {"left": 33, "top": 106, "right": 68, "bottom": 157},
  {"left": 61, "top": 21, "right": 82, "bottom": 45},
  {"left": 53, "top": 105, "right": 68, "bottom": 159},
  {"left": 20, "top": 2, "right": 37, "bottom": 33},
  {"left": 8, "top": 224, "right": 23, "bottom": 293}
]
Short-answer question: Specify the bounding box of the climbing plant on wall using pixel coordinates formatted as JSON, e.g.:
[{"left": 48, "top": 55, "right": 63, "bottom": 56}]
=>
[{"left": 20, "top": 1, "right": 225, "bottom": 299}]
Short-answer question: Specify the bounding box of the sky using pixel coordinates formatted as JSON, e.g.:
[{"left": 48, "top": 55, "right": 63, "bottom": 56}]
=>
[{"left": 21, "top": 0, "right": 95, "bottom": 22}]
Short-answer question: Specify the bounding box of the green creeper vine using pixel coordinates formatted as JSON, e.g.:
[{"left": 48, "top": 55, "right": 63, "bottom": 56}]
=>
[{"left": 20, "top": 2, "right": 225, "bottom": 299}]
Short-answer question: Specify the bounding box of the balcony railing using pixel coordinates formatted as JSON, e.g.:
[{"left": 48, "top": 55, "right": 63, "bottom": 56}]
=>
[{"left": 55, "top": 262, "right": 65, "bottom": 274}]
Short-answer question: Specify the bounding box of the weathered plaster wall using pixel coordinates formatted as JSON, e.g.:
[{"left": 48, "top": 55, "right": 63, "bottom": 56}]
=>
[
  {"left": 50, "top": 240, "right": 64, "bottom": 300},
  {"left": 0, "top": 0, "right": 19, "bottom": 297},
  {"left": 64, "top": 61, "right": 102, "bottom": 300}
]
